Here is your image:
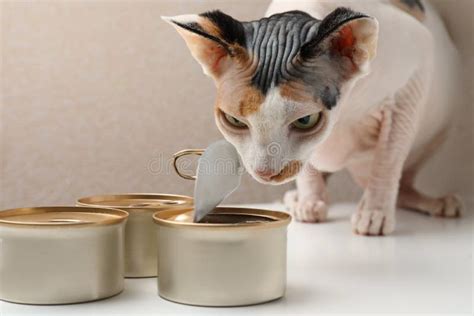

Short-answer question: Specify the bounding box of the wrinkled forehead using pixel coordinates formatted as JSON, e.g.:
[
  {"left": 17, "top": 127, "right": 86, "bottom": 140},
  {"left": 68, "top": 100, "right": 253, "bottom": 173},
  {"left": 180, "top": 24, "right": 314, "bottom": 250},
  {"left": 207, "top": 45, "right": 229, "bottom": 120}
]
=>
[
  {"left": 216, "top": 12, "right": 325, "bottom": 117},
  {"left": 242, "top": 11, "right": 321, "bottom": 94},
  {"left": 168, "top": 7, "right": 376, "bottom": 119}
]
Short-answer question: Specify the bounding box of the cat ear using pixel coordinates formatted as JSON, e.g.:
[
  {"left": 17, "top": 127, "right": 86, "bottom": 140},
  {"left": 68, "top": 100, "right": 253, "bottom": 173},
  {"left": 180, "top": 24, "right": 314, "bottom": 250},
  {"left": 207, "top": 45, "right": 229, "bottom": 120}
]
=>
[
  {"left": 162, "top": 11, "right": 247, "bottom": 80},
  {"left": 300, "top": 7, "right": 379, "bottom": 77}
]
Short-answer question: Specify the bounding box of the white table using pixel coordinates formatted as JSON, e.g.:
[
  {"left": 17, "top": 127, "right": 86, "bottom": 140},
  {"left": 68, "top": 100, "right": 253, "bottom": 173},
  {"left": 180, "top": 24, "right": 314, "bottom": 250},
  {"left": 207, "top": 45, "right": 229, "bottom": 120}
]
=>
[{"left": 1, "top": 202, "right": 472, "bottom": 315}]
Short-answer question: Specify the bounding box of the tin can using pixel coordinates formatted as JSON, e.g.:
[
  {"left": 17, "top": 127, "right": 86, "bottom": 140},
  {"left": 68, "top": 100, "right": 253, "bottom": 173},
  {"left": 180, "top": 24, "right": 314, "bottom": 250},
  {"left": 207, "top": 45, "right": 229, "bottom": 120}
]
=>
[
  {"left": 153, "top": 206, "right": 291, "bottom": 306},
  {"left": 77, "top": 194, "right": 193, "bottom": 278},
  {"left": 0, "top": 206, "right": 128, "bottom": 305}
]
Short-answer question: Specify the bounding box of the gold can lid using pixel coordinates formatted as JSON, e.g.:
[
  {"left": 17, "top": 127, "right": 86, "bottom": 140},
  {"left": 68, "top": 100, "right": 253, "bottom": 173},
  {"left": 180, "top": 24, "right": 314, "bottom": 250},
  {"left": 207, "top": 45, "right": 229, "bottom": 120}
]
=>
[
  {"left": 0, "top": 206, "right": 128, "bottom": 227},
  {"left": 77, "top": 193, "right": 193, "bottom": 210},
  {"left": 153, "top": 207, "right": 291, "bottom": 229}
]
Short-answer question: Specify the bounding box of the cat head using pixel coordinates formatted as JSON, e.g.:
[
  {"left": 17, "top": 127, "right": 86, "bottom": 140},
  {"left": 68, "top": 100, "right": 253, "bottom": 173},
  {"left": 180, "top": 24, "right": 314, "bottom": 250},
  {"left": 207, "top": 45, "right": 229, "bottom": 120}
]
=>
[{"left": 164, "top": 8, "right": 378, "bottom": 184}]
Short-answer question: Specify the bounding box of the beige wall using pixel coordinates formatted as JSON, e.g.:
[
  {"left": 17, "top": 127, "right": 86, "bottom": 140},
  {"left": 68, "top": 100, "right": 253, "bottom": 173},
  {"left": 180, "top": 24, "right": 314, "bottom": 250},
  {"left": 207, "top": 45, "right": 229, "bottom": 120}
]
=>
[{"left": 1, "top": 0, "right": 472, "bottom": 209}]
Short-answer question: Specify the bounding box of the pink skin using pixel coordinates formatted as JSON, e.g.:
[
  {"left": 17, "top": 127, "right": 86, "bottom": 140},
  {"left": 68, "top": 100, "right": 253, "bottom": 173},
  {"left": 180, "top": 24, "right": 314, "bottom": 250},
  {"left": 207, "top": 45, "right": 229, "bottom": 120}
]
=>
[
  {"left": 166, "top": 0, "right": 463, "bottom": 235},
  {"left": 288, "top": 71, "right": 461, "bottom": 235}
]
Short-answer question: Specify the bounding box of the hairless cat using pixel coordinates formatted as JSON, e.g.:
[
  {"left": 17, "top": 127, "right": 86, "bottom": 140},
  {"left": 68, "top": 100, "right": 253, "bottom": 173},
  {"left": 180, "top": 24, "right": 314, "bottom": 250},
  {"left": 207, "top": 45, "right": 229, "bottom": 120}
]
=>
[{"left": 164, "top": 0, "right": 462, "bottom": 235}]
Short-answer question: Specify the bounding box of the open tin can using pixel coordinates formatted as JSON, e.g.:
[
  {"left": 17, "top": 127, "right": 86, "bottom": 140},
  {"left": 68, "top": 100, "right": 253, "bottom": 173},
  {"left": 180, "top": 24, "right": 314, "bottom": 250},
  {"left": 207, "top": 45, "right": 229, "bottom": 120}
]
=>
[
  {"left": 77, "top": 194, "right": 193, "bottom": 277},
  {"left": 0, "top": 206, "right": 128, "bottom": 305},
  {"left": 153, "top": 206, "right": 291, "bottom": 306}
]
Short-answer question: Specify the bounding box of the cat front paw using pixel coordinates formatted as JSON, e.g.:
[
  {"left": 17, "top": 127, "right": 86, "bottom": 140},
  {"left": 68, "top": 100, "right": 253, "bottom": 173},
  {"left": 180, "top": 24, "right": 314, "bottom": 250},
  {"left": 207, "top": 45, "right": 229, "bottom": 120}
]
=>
[
  {"left": 284, "top": 190, "right": 328, "bottom": 223},
  {"left": 351, "top": 209, "right": 395, "bottom": 236}
]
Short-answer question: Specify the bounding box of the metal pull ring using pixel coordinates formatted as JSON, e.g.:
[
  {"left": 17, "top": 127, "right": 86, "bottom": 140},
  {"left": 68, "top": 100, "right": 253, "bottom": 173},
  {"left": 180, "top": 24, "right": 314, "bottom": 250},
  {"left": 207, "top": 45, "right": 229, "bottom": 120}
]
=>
[{"left": 172, "top": 149, "right": 204, "bottom": 180}]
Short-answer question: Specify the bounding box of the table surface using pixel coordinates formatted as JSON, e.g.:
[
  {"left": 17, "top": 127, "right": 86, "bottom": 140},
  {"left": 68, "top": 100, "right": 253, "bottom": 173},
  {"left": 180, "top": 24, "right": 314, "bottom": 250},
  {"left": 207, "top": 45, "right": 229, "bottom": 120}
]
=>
[{"left": 1, "top": 202, "right": 472, "bottom": 315}]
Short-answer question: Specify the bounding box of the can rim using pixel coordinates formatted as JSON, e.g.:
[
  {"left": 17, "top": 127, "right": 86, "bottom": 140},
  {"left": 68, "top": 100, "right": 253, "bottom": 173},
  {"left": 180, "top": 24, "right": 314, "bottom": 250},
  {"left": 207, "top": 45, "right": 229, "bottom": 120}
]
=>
[
  {"left": 76, "top": 193, "right": 193, "bottom": 210},
  {"left": 153, "top": 207, "right": 291, "bottom": 229},
  {"left": 0, "top": 206, "right": 129, "bottom": 227}
]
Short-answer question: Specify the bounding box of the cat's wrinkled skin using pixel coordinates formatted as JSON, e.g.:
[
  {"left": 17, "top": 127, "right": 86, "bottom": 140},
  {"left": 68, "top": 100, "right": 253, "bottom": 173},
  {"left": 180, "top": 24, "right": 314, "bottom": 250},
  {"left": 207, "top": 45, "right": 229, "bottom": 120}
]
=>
[{"left": 164, "top": 0, "right": 462, "bottom": 235}]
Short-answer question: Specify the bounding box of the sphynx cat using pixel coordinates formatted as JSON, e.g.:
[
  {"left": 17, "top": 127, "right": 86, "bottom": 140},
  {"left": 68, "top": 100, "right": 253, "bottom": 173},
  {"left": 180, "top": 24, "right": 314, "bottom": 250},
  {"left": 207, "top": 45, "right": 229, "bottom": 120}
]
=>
[{"left": 164, "top": 0, "right": 462, "bottom": 235}]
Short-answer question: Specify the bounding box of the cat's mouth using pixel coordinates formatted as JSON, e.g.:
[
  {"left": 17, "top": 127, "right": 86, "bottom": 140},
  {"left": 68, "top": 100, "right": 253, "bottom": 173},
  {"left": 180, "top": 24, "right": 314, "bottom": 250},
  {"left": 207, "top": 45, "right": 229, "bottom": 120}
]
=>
[{"left": 255, "top": 160, "right": 302, "bottom": 184}]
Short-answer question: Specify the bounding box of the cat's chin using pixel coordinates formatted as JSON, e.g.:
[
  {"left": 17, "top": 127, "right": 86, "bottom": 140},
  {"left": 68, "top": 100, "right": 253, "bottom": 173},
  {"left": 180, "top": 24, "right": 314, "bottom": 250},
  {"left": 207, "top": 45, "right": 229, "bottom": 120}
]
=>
[
  {"left": 251, "top": 174, "right": 297, "bottom": 185},
  {"left": 250, "top": 160, "right": 302, "bottom": 185}
]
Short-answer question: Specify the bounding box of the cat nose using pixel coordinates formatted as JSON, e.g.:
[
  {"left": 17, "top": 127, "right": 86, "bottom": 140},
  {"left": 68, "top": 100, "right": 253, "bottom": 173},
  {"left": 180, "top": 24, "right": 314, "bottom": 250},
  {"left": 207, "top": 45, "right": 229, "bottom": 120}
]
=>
[{"left": 255, "top": 169, "right": 278, "bottom": 181}]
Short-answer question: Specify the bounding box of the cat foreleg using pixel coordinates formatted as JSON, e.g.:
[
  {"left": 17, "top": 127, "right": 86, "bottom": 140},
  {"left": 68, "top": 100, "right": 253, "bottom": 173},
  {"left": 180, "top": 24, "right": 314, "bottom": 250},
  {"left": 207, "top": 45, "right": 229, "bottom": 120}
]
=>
[
  {"left": 284, "top": 162, "right": 329, "bottom": 222},
  {"left": 352, "top": 72, "right": 426, "bottom": 235}
]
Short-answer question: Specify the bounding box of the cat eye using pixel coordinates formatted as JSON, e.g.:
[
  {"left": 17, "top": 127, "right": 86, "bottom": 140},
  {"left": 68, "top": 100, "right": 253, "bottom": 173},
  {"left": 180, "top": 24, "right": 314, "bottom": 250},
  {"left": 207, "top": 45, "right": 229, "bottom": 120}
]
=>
[
  {"left": 292, "top": 113, "right": 322, "bottom": 130},
  {"left": 224, "top": 113, "right": 248, "bottom": 128}
]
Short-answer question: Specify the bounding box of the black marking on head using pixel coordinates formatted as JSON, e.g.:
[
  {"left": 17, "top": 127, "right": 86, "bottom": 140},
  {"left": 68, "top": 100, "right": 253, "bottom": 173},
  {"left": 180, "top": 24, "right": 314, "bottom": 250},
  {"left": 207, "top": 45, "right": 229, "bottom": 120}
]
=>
[
  {"left": 172, "top": 8, "right": 369, "bottom": 110},
  {"left": 300, "top": 7, "right": 368, "bottom": 60},
  {"left": 200, "top": 10, "right": 246, "bottom": 47},
  {"left": 243, "top": 11, "right": 321, "bottom": 94},
  {"left": 319, "top": 86, "right": 340, "bottom": 110},
  {"left": 234, "top": 8, "right": 368, "bottom": 111},
  {"left": 400, "top": 0, "right": 425, "bottom": 12}
]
